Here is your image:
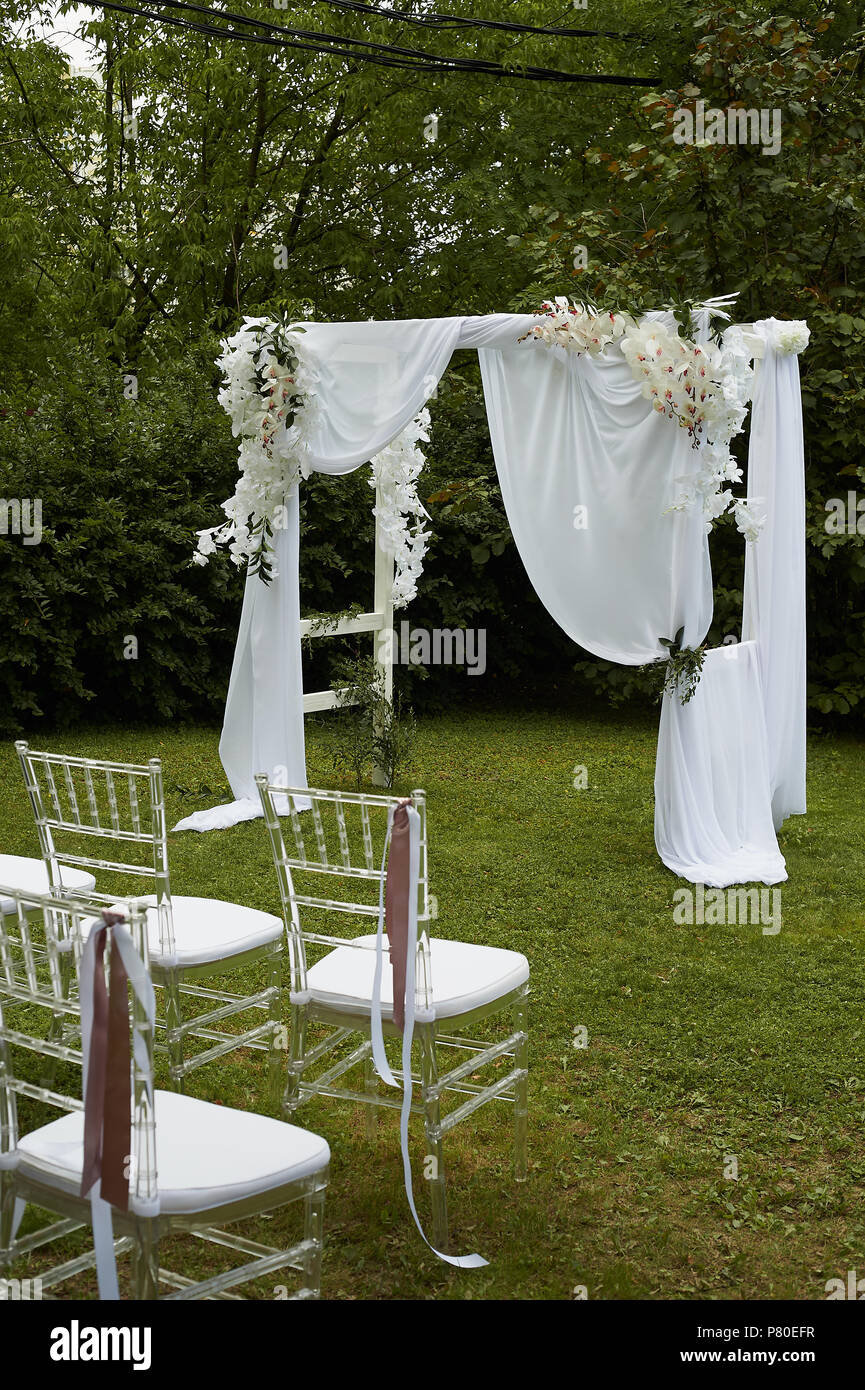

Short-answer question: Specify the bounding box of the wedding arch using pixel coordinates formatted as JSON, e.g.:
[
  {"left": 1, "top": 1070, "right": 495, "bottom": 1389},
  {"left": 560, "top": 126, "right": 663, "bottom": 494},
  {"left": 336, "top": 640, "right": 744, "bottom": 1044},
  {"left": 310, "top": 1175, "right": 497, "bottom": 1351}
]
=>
[{"left": 176, "top": 300, "right": 809, "bottom": 890}]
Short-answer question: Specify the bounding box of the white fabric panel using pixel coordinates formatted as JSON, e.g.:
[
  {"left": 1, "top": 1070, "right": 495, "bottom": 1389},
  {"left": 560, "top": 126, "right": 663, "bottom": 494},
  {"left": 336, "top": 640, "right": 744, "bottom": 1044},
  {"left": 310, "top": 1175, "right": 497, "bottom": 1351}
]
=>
[
  {"left": 478, "top": 319, "right": 714, "bottom": 663},
  {"left": 743, "top": 322, "right": 807, "bottom": 827},
  {"left": 306, "top": 933, "right": 529, "bottom": 1020},
  {"left": 303, "top": 317, "right": 462, "bottom": 472},
  {"left": 654, "top": 641, "right": 787, "bottom": 886},
  {"left": 15, "top": 1090, "right": 330, "bottom": 1215},
  {"left": 175, "top": 315, "right": 538, "bottom": 833},
  {"left": 0, "top": 855, "right": 95, "bottom": 914},
  {"left": 174, "top": 488, "right": 309, "bottom": 832},
  {"left": 301, "top": 314, "right": 537, "bottom": 473}
]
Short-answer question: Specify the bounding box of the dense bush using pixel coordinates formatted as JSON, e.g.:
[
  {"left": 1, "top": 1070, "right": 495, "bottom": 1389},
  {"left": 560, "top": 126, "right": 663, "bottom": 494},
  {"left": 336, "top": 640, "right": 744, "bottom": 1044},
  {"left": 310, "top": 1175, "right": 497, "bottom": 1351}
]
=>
[
  {"left": 0, "top": 340, "right": 585, "bottom": 734},
  {"left": 0, "top": 339, "right": 243, "bottom": 733}
]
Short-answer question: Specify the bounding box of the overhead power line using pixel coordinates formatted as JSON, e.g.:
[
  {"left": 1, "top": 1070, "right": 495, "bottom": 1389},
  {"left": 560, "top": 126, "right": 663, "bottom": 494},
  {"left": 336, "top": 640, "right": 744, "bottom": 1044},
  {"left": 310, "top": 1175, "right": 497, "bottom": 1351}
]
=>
[
  {"left": 309, "top": 0, "right": 646, "bottom": 42},
  {"left": 144, "top": 0, "right": 646, "bottom": 71},
  {"left": 87, "top": 0, "right": 658, "bottom": 86}
]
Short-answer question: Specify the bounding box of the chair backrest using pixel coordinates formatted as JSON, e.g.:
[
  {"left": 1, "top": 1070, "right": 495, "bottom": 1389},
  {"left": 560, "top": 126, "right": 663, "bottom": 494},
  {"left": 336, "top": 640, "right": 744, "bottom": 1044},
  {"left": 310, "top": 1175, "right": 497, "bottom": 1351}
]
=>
[
  {"left": 255, "top": 779, "right": 432, "bottom": 1008},
  {"left": 15, "top": 741, "right": 175, "bottom": 957},
  {"left": 0, "top": 885, "right": 157, "bottom": 1211}
]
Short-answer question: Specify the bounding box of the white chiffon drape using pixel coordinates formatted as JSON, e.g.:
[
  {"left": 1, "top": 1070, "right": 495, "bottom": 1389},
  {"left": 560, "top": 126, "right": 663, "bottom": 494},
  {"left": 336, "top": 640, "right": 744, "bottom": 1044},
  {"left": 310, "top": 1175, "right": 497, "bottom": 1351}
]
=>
[
  {"left": 743, "top": 321, "right": 807, "bottom": 828},
  {"left": 175, "top": 315, "right": 538, "bottom": 831},
  {"left": 654, "top": 641, "right": 787, "bottom": 886},
  {"left": 478, "top": 317, "right": 713, "bottom": 664},
  {"left": 652, "top": 321, "right": 806, "bottom": 885},
  {"left": 174, "top": 313, "right": 806, "bottom": 893}
]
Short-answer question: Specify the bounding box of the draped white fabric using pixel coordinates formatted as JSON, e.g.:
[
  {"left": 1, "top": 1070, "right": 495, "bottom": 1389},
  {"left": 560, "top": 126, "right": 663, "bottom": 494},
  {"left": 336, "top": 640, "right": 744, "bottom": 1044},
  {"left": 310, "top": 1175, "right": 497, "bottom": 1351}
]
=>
[
  {"left": 174, "top": 312, "right": 806, "bottom": 888},
  {"left": 478, "top": 315, "right": 714, "bottom": 664},
  {"left": 654, "top": 641, "right": 787, "bottom": 887},
  {"left": 174, "top": 315, "right": 539, "bottom": 831},
  {"left": 743, "top": 321, "right": 807, "bottom": 828},
  {"left": 301, "top": 315, "right": 538, "bottom": 472},
  {"left": 174, "top": 491, "right": 309, "bottom": 832},
  {"left": 653, "top": 318, "right": 807, "bottom": 883}
]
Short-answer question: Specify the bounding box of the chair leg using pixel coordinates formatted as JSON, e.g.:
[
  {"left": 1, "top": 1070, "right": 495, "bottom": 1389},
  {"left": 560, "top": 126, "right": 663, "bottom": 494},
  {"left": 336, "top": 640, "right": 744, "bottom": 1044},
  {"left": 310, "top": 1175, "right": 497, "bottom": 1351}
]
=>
[
  {"left": 363, "top": 1045, "right": 378, "bottom": 1139},
  {"left": 0, "top": 1173, "right": 17, "bottom": 1270},
  {"left": 132, "top": 1216, "right": 160, "bottom": 1300},
  {"left": 419, "top": 1024, "right": 448, "bottom": 1253},
  {"left": 40, "top": 938, "right": 73, "bottom": 1090},
  {"left": 266, "top": 952, "right": 285, "bottom": 1108},
  {"left": 512, "top": 994, "right": 529, "bottom": 1183},
  {"left": 302, "top": 1187, "right": 326, "bottom": 1298},
  {"left": 283, "top": 1001, "right": 307, "bottom": 1116},
  {"left": 163, "top": 970, "right": 186, "bottom": 1093}
]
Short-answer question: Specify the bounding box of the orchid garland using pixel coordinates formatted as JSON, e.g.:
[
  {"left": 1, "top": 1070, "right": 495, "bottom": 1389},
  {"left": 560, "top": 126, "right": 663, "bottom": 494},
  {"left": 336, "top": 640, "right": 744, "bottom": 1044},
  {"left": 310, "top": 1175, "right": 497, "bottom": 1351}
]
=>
[
  {"left": 196, "top": 320, "right": 432, "bottom": 599},
  {"left": 193, "top": 316, "right": 319, "bottom": 583},
  {"left": 369, "top": 410, "right": 432, "bottom": 609},
  {"left": 621, "top": 318, "right": 759, "bottom": 536},
  {"left": 525, "top": 298, "right": 768, "bottom": 541},
  {"left": 519, "top": 299, "right": 629, "bottom": 355}
]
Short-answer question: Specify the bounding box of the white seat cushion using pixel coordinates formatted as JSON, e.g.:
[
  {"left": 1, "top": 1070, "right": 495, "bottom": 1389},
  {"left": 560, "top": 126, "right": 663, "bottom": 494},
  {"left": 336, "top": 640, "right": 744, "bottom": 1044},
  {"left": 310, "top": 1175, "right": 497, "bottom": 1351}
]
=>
[
  {"left": 305, "top": 934, "right": 529, "bottom": 1020},
  {"left": 15, "top": 1090, "right": 329, "bottom": 1215},
  {"left": 0, "top": 854, "right": 96, "bottom": 915},
  {"left": 85, "top": 895, "right": 283, "bottom": 968}
]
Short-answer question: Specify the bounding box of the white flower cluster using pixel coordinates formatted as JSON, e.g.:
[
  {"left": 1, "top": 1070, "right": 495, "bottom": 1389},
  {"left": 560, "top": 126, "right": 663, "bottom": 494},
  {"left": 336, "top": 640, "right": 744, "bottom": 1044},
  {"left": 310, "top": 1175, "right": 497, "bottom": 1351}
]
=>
[
  {"left": 369, "top": 409, "right": 432, "bottom": 609},
  {"left": 621, "top": 320, "right": 761, "bottom": 538},
  {"left": 193, "top": 317, "right": 319, "bottom": 579},
  {"left": 521, "top": 297, "right": 629, "bottom": 355},
  {"left": 528, "top": 300, "right": 764, "bottom": 541},
  {"left": 764, "top": 319, "right": 810, "bottom": 355}
]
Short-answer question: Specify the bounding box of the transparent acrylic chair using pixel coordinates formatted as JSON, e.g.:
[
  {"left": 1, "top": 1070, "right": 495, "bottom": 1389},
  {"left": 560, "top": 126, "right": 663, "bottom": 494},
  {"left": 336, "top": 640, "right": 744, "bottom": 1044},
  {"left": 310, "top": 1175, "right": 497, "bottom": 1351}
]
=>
[
  {"left": 16, "top": 742, "right": 285, "bottom": 1094},
  {"left": 0, "top": 883, "right": 329, "bottom": 1299},
  {"left": 0, "top": 856, "right": 95, "bottom": 918},
  {"left": 255, "top": 776, "right": 530, "bottom": 1253}
]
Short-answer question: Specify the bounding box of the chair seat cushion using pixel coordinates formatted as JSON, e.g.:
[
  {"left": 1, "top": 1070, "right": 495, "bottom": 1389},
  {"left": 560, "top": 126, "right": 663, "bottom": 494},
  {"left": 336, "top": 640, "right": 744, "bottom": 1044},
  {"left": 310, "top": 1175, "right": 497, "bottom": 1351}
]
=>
[
  {"left": 305, "top": 934, "right": 529, "bottom": 1020},
  {"left": 0, "top": 854, "right": 96, "bottom": 915},
  {"left": 15, "top": 1090, "right": 329, "bottom": 1215},
  {"left": 85, "top": 896, "right": 283, "bottom": 967}
]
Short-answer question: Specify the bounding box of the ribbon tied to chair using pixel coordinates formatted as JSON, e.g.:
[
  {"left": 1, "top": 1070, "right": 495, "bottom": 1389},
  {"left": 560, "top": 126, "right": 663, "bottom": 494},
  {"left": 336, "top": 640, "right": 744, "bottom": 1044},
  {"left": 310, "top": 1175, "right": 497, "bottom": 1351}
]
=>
[
  {"left": 79, "top": 906, "right": 156, "bottom": 1300},
  {"left": 384, "top": 799, "right": 412, "bottom": 1032},
  {"left": 80, "top": 911, "right": 132, "bottom": 1213},
  {"left": 371, "top": 800, "right": 487, "bottom": 1270}
]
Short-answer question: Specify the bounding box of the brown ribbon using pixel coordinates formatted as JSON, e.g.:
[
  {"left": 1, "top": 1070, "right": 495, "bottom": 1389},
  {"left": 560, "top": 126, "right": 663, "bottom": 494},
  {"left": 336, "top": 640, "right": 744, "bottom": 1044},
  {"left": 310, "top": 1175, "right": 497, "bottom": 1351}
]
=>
[
  {"left": 80, "top": 911, "right": 131, "bottom": 1212},
  {"left": 385, "top": 799, "right": 413, "bottom": 1033}
]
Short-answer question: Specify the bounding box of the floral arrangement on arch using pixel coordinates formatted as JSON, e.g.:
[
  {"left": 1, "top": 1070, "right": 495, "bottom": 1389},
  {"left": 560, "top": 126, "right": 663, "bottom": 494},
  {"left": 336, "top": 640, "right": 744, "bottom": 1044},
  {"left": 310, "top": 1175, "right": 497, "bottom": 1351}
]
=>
[
  {"left": 369, "top": 410, "right": 432, "bottom": 610},
  {"left": 194, "top": 317, "right": 431, "bottom": 603},
  {"left": 193, "top": 316, "right": 319, "bottom": 583},
  {"left": 522, "top": 297, "right": 799, "bottom": 541}
]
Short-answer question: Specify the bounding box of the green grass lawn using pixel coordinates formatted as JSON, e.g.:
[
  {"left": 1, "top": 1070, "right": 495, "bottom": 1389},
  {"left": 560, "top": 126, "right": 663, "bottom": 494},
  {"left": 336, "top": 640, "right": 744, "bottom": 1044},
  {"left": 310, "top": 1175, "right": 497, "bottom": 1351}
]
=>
[{"left": 2, "top": 702, "right": 864, "bottom": 1300}]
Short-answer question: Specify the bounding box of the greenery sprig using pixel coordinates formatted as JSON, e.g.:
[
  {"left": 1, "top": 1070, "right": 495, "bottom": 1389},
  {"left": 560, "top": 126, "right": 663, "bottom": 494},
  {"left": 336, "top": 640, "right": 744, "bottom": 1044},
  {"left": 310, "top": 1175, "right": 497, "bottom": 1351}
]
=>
[{"left": 643, "top": 626, "right": 706, "bottom": 705}]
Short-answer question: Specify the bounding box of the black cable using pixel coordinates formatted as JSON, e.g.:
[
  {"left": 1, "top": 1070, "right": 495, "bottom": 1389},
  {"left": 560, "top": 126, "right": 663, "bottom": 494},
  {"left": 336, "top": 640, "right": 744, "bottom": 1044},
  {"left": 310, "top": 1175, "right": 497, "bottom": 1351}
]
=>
[
  {"left": 311, "top": 0, "right": 645, "bottom": 42},
  {"left": 89, "top": 1, "right": 658, "bottom": 84},
  {"left": 145, "top": 0, "right": 604, "bottom": 69}
]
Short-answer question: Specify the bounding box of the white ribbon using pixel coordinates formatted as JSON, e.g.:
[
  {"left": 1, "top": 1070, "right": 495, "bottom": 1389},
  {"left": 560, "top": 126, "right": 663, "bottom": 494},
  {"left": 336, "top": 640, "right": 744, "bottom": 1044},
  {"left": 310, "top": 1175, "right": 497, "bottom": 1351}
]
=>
[
  {"left": 79, "top": 913, "right": 157, "bottom": 1301},
  {"left": 371, "top": 806, "right": 487, "bottom": 1270}
]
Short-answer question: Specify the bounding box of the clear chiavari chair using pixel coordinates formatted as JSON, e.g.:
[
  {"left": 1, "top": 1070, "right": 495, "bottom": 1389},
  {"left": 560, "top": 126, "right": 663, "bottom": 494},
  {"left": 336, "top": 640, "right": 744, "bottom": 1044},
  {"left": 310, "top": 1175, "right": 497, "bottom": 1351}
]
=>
[
  {"left": 0, "top": 883, "right": 329, "bottom": 1299},
  {"left": 15, "top": 742, "right": 285, "bottom": 1094},
  {"left": 255, "top": 776, "right": 530, "bottom": 1253}
]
